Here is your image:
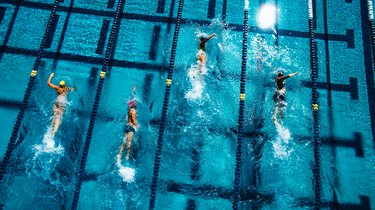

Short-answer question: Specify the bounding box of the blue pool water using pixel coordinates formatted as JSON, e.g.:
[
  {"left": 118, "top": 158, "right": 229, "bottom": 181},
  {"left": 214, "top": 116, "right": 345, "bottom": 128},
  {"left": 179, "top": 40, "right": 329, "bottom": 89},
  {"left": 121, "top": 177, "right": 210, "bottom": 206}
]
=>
[{"left": 0, "top": 0, "right": 375, "bottom": 209}]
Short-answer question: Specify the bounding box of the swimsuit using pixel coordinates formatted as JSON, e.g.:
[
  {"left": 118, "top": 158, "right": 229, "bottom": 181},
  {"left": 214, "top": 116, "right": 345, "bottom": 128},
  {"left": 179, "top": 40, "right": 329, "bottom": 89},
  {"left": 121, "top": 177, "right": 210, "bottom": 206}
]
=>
[
  {"left": 124, "top": 124, "right": 136, "bottom": 133},
  {"left": 196, "top": 49, "right": 206, "bottom": 60},
  {"left": 55, "top": 95, "right": 67, "bottom": 109},
  {"left": 273, "top": 90, "right": 286, "bottom": 108}
]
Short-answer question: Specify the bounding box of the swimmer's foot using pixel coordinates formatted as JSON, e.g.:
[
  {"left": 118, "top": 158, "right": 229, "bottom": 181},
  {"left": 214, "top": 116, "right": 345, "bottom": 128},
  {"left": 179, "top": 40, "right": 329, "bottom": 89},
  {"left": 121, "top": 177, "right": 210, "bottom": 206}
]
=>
[
  {"left": 117, "top": 154, "right": 121, "bottom": 163},
  {"left": 125, "top": 154, "right": 130, "bottom": 161},
  {"left": 273, "top": 117, "right": 278, "bottom": 125}
]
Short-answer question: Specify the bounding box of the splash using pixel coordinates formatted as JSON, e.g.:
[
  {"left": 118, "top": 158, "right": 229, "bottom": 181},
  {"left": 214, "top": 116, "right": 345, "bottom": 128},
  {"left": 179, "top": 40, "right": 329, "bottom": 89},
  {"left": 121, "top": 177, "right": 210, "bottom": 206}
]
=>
[
  {"left": 272, "top": 124, "right": 293, "bottom": 159},
  {"left": 34, "top": 127, "right": 64, "bottom": 156},
  {"left": 116, "top": 159, "right": 135, "bottom": 183},
  {"left": 185, "top": 62, "right": 207, "bottom": 100}
]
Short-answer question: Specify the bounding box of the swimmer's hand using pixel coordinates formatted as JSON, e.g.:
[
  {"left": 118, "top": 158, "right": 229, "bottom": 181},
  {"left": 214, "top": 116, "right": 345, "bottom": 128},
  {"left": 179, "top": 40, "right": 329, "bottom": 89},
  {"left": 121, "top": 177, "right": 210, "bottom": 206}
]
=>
[
  {"left": 49, "top": 73, "right": 54, "bottom": 78},
  {"left": 289, "top": 72, "right": 299, "bottom": 77}
]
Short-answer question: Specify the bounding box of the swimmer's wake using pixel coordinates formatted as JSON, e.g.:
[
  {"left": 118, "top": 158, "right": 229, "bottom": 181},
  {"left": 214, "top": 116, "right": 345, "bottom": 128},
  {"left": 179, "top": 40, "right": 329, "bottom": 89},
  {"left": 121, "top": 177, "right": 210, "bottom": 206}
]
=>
[
  {"left": 116, "top": 159, "right": 135, "bottom": 183},
  {"left": 34, "top": 127, "right": 64, "bottom": 155},
  {"left": 185, "top": 63, "right": 207, "bottom": 100},
  {"left": 272, "top": 124, "right": 293, "bottom": 159}
]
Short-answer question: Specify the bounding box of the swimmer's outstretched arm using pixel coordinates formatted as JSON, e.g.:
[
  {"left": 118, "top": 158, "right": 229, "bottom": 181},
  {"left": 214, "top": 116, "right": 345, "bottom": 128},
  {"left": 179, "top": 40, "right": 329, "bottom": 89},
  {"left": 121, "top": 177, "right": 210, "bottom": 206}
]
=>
[
  {"left": 281, "top": 72, "right": 299, "bottom": 80},
  {"left": 47, "top": 73, "right": 58, "bottom": 89},
  {"left": 206, "top": 33, "right": 217, "bottom": 42},
  {"left": 66, "top": 87, "right": 77, "bottom": 91}
]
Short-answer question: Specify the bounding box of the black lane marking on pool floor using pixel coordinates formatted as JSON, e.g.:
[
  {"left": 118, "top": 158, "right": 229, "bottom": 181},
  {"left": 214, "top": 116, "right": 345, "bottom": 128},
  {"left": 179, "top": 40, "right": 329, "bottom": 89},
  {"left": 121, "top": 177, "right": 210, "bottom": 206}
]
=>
[
  {"left": 298, "top": 133, "right": 364, "bottom": 157},
  {"left": 360, "top": 0, "right": 375, "bottom": 144},
  {"left": 96, "top": 19, "right": 110, "bottom": 55},
  {"left": 149, "top": 25, "right": 161, "bottom": 60},
  {"left": 207, "top": 0, "right": 216, "bottom": 19},
  {"left": 297, "top": 196, "right": 371, "bottom": 209},
  {"left": 45, "top": 14, "right": 60, "bottom": 48},
  {"left": 107, "top": 0, "right": 115, "bottom": 9},
  {"left": 3, "top": 0, "right": 355, "bottom": 46},
  {"left": 301, "top": 77, "right": 359, "bottom": 100},
  {"left": 53, "top": 0, "right": 75, "bottom": 70},
  {"left": 157, "top": 0, "right": 166, "bottom": 14},
  {"left": 1, "top": 45, "right": 167, "bottom": 71},
  {"left": 0, "top": 6, "right": 6, "bottom": 24},
  {"left": 0, "top": 0, "right": 22, "bottom": 61},
  {"left": 89, "top": 67, "right": 99, "bottom": 86},
  {"left": 222, "top": 0, "right": 227, "bottom": 21}
]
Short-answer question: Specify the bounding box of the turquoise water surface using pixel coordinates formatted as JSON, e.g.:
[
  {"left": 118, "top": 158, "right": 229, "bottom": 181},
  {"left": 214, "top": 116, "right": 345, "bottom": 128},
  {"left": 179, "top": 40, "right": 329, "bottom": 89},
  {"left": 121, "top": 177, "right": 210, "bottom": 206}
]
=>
[{"left": 0, "top": 0, "right": 374, "bottom": 209}]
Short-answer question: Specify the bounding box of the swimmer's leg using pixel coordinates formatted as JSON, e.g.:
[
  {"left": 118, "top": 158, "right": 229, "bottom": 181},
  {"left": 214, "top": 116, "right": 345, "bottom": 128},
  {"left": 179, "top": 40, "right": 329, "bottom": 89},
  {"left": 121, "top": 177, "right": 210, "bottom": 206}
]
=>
[
  {"left": 280, "top": 109, "right": 284, "bottom": 120},
  {"left": 199, "top": 54, "right": 206, "bottom": 65},
  {"left": 125, "top": 132, "right": 134, "bottom": 160},
  {"left": 273, "top": 106, "right": 278, "bottom": 125},
  {"left": 117, "top": 140, "right": 126, "bottom": 163},
  {"left": 51, "top": 105, "right": 64, "bottom": 137}
]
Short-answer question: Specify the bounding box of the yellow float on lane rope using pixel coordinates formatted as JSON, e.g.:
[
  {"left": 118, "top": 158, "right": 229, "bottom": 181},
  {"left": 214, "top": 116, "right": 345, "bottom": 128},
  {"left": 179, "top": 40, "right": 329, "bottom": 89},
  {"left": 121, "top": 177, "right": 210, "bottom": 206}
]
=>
[
  {"left": 240, "top": 93, "right": 245, "bottom": 101},
  {"left": 166, "top": 79, "right": 172, "bottom": 86},
  {"left": 312, "top": 103, "right": 319, "bottom": 111},
  {"left": 30, "top": 70, "right": 37, "bottom": 77},
  {"left": 100, "top": 71, "right": 106, "bottom": 79}
]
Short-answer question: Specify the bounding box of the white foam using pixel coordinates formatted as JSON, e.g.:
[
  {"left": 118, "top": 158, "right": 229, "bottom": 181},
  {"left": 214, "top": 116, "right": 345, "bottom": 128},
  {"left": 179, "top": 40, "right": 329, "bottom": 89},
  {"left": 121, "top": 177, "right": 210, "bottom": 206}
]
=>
[
  {"left": 116, "top": 160, "right": 135, "bottom": 183},
  {"left": 185, "top": 62, "right": 207, "bottom": 100},
  {"left": 245, "top": 0, "right": 249, "bottom": 10},
  {"left": 272, "top": 124, "right": 293, "bottom": 159},
  {"left": 308, "top": 0, "right": 313, "bottom": 19},
  {"left": 369, "top": 0, "right": 374, "bottom": 20},
  {"left": 34, "top": 128, "right": 64, "bottom": 156}
]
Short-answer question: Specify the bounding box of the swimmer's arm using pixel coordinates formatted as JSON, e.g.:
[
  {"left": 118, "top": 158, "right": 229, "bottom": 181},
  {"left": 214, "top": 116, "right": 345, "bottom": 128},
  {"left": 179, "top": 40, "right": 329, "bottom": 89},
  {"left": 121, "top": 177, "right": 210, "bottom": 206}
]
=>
[
  {"left": 67, "top": 87, "right": 77, "bottom": 91},
  {"left": 281, "top": 72, "right": 299, "bottom": 80},
  {"left": 47, "top": 73, "right": 58, "bottom": 89},
  {"left": 206, "top": 33, "right": 217, "bottom": 42}
]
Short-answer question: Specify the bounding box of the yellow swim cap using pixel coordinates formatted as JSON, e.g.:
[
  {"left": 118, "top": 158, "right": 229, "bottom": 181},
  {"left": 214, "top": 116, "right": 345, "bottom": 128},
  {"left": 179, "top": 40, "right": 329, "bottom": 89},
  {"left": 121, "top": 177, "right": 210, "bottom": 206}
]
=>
[{"left": 59, "top": 80, "right": 66, "bottom": 87}]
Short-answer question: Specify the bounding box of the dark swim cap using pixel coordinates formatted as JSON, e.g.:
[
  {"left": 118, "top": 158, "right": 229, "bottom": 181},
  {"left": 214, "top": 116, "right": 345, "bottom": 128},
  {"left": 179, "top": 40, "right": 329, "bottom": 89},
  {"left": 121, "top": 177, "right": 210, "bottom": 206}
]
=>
[{"left": 277, "top": 72, "right": 284, "bottom": 77}]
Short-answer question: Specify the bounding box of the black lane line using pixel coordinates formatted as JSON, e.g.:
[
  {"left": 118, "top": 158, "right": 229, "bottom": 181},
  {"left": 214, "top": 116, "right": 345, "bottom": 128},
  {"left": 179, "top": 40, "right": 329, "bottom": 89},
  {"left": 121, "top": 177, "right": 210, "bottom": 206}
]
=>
[
  {"left": 70, "top": 0, "right": 125, "bottom": 208},
  {"left": 301, "top": 78, "right": 359, "bottom": 100},
  {"left": 0, "top": 0, "right": 22, "bottom": 61},
  {"left": 107, "top": 0, "right": 115, "bottom": 8},
  {"left": 0, "top": 6, "right": 6, "bottom": 24},
  {"left": 186, "top": 199, "right": 196, "bottom": 210},
  {"left": 322, "top": 0, "right": 340, "bottom": 193},
  {"left": 2, "top": 0, "right": 355, "bottom": 44},
  {"left": 96, "top": 19, "right": 110, "bottom": 55},
  {"left": 52, "top": 0, "right": 75, "bottom": 70},
  {"left": 360, "top": 0, "right": 375, "bottom": 146},
  {"left": 297, "top": 196, "right": 371, "bottom": 209},
  {"left": 157, "top": 0, "right": 166, "bottom": 14},
  {"left": 207, "top": 0, "right": 216, "bottom": 19},
  {"left": 274, "top": 0, "right": 279, "bottom": 48},
  {"left": 89, "top": 67, "right": 99, "bottom": 86},
  {"left": 222, "top": 0, "right": 227, "bottom": 21},
  {"left": 106, "top": 15, "right": 122, "bottom": 75},
  {"left": 167, "top": 181, "right": 274, "bottom": 201},
  {"left": 149, "top": 25, "right": 161, "bottom": 60},
  {"left": 45, "top": 14, "right": 60, "bottom": 48},
  {"left": 1, "top": 45, "right": 167, "bottom": 71}
]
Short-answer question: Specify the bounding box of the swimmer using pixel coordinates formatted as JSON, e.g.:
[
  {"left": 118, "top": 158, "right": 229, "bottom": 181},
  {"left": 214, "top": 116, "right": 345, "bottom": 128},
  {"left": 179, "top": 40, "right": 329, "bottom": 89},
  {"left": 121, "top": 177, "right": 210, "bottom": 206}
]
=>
[
  {"left": 117, "top": 85, "right": 139, "bottom": 162},
  {"left": 47, "top": 73, "right": 76, "bottom": 137},
  {"left": 272, "top": 71, "right": 299, "bottom": 125},
  {"left": 197, "top": 33, "right": 217, "bottom": 67}
]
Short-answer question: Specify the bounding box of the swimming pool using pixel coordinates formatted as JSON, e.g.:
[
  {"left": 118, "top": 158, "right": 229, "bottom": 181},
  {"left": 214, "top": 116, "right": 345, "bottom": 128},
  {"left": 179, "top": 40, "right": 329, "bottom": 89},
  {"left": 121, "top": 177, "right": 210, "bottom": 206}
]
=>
[{"left": 0, "top": 0, "right": 374, "bottom": 209}]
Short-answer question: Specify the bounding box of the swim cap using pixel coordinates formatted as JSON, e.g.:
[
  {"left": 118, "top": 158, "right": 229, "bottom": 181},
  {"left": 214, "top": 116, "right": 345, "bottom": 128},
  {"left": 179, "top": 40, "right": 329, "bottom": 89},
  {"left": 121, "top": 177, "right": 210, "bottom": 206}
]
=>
[
  {"left": 128, "top": 100, "right": 136, "bottom": 108},
  {"left": 59, "top": 80, "right": 66, "bottom": 87},
  {"left": 277, "top": 72, "right": 284, "bottom": 77}
]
